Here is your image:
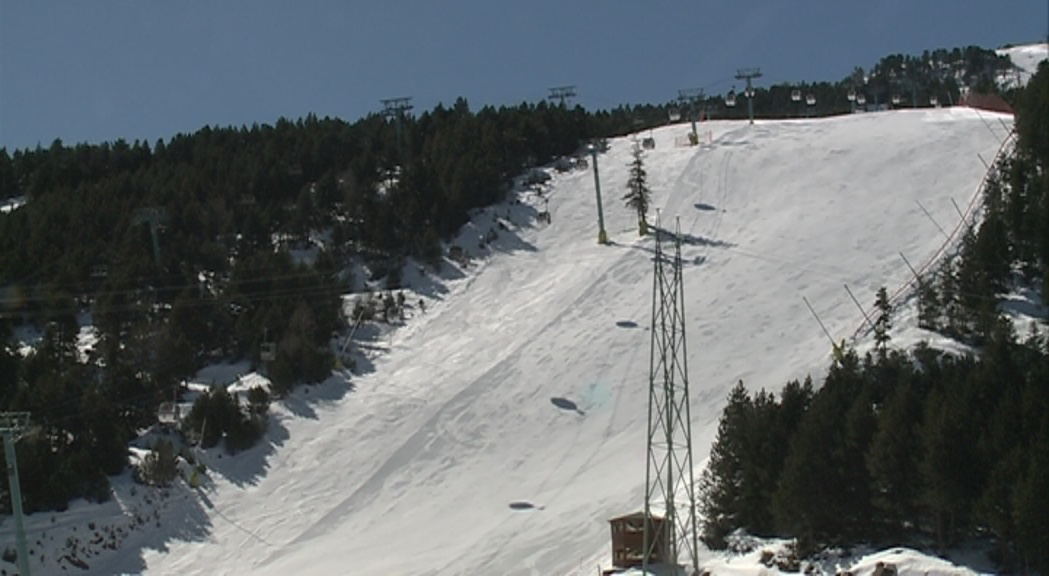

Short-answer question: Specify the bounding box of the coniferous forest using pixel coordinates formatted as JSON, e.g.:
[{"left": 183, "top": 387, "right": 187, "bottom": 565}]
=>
[
  {"left": 0, "top": 42, "right": 1042, "bottom": 557},
  {"left": 700, "top": 61, "right": 1049, "bottom": 573}
]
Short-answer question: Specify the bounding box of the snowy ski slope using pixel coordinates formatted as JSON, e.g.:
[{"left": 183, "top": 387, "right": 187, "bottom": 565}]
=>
[{"left": 79, "top": 107, "right": 1011, "bottom": 575}]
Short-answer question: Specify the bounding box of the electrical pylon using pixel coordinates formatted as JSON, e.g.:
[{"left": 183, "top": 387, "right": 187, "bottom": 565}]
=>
[
  {"left": 548, "top": 85, "right": 576, "bottom": 107},
  {"left": 2, "top": 412, "right": 32, "bottom": 576},
  {"left": 735, "top": 68, "right": 763, "bottom": 125},
  {"left": 643, "top": 216, "right": 700, "bottom": 575}
]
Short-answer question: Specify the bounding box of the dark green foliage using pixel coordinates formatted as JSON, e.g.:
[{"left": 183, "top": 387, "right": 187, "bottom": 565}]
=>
[
  {"left": 866, "top": 370, "right": 923, "bottom": 539},
  {"left": 139, "top": 439, "right": 179, "bottom": 487},
  {"left": 182, "top": 386, "right": 267, "bottom": 454},
  {"left": 701, "top": 337, "right": 1048, "bottom": 571},
  {"left": 916, "top": 276, "right": 940, "bottom": 330},
  {"left": 699, "top": 379, "right": 811, "bottom": 548},
  {"left": 873, "top": 286, "right": 891, "bottom": 353},
  {"left": 698, "top": 382, "right": 751, "bottom": 547},
  {"left": 623, "top": 143, "right": 651, "bottom": 235},
  {"left": 246, "top": 385, "right": 271, "bottom": 417}
]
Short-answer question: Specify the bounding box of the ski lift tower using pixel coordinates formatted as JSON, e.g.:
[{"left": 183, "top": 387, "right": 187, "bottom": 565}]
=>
[
  {"left": 133, "top": 206, "right": 169, "bottom": 267},
  {"left": 677, "top": 88, "right": 705, "bottom": 142},
  {"left": 735, "top": 68, "right": 762, "bottom": 124},
  {"left": 588, "top": 142, "right": 608, "bottom": 245},
  {"left": 380, "top": 96, "right": 414, "bottom": 162},
  {"left": 642, "top": 215, "right": 700, "bottom": 575},
  {"left": 548, "top": 85, "right": 577, "bottom": 108},
  {"left": 2, "top": 412, "right": 32, "bottom": 576}
]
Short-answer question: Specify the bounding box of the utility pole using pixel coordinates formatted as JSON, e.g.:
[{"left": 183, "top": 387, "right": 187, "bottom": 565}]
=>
[
  {"left": 548, "top": 85, "right": 576, "bottom": 108},
  {"left": 133, "top": 207, "right": 168, "bottom": 267},
  {"left": 2, "top": 412, "right": 31, "bottom": 576},
  {"left": 735, "top": 68, "right": 763, "bottom": 125},
  {"left": 642, "top": 216, "right": 699, "bottom": 574},
  {"left": 380, "top": 96, "right": 414, "bottom": 163},
  {"left": 588, "top": 143, "right": 608, "bottom": 244},
  {"left": 677, "top": 88, "right": 705, "bottom": 143}
]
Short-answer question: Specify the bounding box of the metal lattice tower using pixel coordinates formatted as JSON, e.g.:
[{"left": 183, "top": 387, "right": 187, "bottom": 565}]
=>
[
  {"left": 2, "top": 412, "right": 32, "bottom": 576},
  {"left": 380, "top": 96, "right": 414, "bottom": 162},
  {"left": 735, "top": 68, "right": 763, "bottom": 125},
  {"left": 547, "top": 85, "right": 576, "bottom": 107},
  {"left": 643, "top": 217, "right": 700, "bottom": 574},
  {"left": 677, "top": 88, "right": 705, "bottom": 141}
]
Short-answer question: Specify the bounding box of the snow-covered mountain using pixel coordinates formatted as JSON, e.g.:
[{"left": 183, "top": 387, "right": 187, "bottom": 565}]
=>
[
  {"left": 3, "top": 106, "right": 1013, "bottom": 576},
  {"left": 997, "top": 42, "right": 1048, "bottom": 87}
]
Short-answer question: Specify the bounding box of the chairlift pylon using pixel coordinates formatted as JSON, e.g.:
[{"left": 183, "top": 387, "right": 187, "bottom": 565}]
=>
[{"left": 260, "top": 328, "right": 277, "bottom": 362}]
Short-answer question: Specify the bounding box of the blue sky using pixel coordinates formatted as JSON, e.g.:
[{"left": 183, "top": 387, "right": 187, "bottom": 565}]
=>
[{"left": 1, "top": 1, "right": 1046, "bottom": 151}]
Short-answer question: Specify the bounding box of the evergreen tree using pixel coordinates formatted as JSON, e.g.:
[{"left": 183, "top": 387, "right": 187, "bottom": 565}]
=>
[
  {"left": 867, "top": 375, "right": 922, "bottom": 539},
  {"left": 698, "top": 381, "right": 751, "bottom": 548},
  {"left": 916, "top": 276, "right": 940, "bottom": 330},
  {"left": 873, "top": 286, "right": 892, "bottom": 354},
  {"left": 623, "top": 142, "right": 651, "bottom": 236}
]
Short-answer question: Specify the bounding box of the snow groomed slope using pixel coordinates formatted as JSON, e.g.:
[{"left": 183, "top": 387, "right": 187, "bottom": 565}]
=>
[{"left": 128, "top": 107, "right": 1010, "bottom": 576}]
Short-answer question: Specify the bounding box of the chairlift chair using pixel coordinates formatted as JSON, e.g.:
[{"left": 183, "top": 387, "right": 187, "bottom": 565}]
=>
[
  {"left": 856, "top": 93, "right": 867, "bottom": 106},
  {"left": 791, "top": 89, "right": 802, "bottom": 102},
  {"left": 157, "top": 402, "right": 179, "bottom": 426},
  {"left": 725, "top": 90, "right": 737, "bottom": 107},
  {"left": 847, "top": 89, "right": 857, "bottom": 102},
  {"left": 668, "top": 106, "right": 682, "bottom": 122},
  {"left": 892, "top": 94, "right": 901, "bottom": 105},
  {"left": 805, "top": 93, "right": 816, "bottom": 106},
  {"left": 929, "top": 95, "right": 939, "bottom": 107}
]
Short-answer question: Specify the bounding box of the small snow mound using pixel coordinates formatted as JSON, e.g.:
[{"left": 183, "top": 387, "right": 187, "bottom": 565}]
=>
[{"left": 850, "top": 548, "right": 980, "bottom": 576}]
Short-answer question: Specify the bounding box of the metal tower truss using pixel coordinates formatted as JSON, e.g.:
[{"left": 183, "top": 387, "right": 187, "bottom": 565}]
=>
[
  {"left": 2, "top": 412, "right": 32, "bottom": 576},
  {"left": 643, "top": 217, "right": 700, "bottom": 574}
]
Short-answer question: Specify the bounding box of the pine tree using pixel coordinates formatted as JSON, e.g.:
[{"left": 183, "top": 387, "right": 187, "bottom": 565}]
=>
[
  {"left": 623, "top": 142, "right": 651, "bottom": 236},
  {"left": 917, "top": 276, "right": 940, "bottom": 330},
  {"left": 873, "top": 286, "right": 892, "bottom": 354},
  {"left": 698, "top": 381, "right": 751, "bottom": 548},
  {"left": 867, "top": 378, "right": 922, "bottom": 539}
]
